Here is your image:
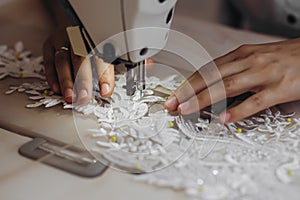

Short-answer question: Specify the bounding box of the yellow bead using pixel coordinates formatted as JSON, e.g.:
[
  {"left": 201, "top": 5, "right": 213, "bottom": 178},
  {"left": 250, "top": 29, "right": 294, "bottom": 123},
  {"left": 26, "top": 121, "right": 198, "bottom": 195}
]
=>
[
  {"left": 287, "top": 169, "right": 293, "bottom": 176},
  {"left": 181, "top": 80, "right": 186, "bottom": 84},
  {"left": 236, "top": 128, "right": 243, "bottom": 134},
  {"left": 43, "top": 90, "right": 49, "bottom": 95},
  {"left": 110, "top": 136, "right": 117, "bottom": 143},
  {"left": 168, "top": 121, "right": 174, "bottom": 128},
  {"left": 135, "top": 163, "right": 141, "bottom": 170},
  {"left": 15, "top": 52, "right": 20, "bottom": 59},
  {"left": 18, "top": 71, "right": 23, "bottom": 78},
  {"left": 198, "top": 186, "right": 204, "bottom": 192},
  {"left": 286, "top": 118, "right": 292, "bottom": 123}
]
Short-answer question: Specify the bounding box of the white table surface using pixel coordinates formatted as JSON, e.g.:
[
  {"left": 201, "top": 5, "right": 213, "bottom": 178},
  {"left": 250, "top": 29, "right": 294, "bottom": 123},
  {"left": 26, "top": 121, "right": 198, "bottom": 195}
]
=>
[{"left": 0, "top": 129, "right": 186, "bottom": 200}]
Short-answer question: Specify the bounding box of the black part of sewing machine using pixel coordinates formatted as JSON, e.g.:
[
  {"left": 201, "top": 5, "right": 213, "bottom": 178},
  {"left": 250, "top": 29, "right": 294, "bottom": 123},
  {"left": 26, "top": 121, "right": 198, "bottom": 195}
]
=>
[{"left": 61, "top": 0, "right": 81, "bottom": 26}]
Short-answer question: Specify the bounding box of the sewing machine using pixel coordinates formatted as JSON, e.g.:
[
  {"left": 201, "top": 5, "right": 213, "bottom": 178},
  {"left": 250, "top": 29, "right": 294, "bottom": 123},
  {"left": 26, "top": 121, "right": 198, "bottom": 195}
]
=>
[{"left": 63, "top": 0, "right": 178, "bottom": 96}]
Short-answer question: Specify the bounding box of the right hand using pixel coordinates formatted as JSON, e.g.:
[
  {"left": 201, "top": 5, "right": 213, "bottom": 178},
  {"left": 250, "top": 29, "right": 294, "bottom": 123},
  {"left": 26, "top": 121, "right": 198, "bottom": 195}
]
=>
[
  {"left": 164, "top": 38, "right": 300, "bottom": 123},
  {"left": 43, "top": 28, "right": 115, "bottom": 104}
]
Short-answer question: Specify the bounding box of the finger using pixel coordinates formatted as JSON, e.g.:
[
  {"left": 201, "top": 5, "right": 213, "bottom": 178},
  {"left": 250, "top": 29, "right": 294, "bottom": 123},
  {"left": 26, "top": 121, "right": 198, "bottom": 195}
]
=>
[
  {"left": 54, "top": 48, "right": 75, "bottom": 103},
  {"left": 222, "top": 70, "right": 268, "bottom": 97},
  {"left": 164, "top": 70, "right": 201, "bottom": 112},
  {"left": 214, "top": 44, "right": 260, "bottom": 66},
  {"left": 177, "top": 69, "right": 270, "bottom": 115},
  {"left": 165, "top": 44, "right": 262, "bottom": 112},
  {"left": 72, "top": 51, "right": 93, "bottom": 104},
  {"left": 177, "top": 81, "right": 227, "bottom": 115},
  {"left": 165, "top": 57, "right": 250, "bottom": 111},
  {"left": 43, "top": 37, "right": 60, "bottom": 93},
  {"left": 94, "top": 56, "right": 115, "bottom": 98},
  {"left": 217, "top": 56, "right": 254, "bottom": 78},
  {"left": 165, "top": 62, "right": 221, "bottom": 111},
  {"left": 219, "top": 88, "right": 280, "bottom": 123},
  {"left": 52, "top": 29, "right": 69, "bottom": 48}
]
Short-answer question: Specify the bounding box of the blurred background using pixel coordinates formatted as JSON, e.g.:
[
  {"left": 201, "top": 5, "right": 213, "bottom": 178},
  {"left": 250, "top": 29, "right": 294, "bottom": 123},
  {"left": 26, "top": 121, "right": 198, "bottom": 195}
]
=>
[
  {"left": 0, "top": 0, "right": 227, "bottom": 54},
  {"left": 0, "top": 0, "right": 224, "bottom": 23},
  {"left": 0, "top": 0, "right": 298, "bottom": 52}
]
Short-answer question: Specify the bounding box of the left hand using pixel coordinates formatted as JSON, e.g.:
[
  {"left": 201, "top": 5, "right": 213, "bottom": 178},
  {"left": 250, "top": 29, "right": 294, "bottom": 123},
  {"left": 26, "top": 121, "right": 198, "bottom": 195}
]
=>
[
  {"left": 43, "top": 28, "right": 115, "bottom": 104},
  {"left": 164, "top": 38, "right": 300, "bottom": 123}
]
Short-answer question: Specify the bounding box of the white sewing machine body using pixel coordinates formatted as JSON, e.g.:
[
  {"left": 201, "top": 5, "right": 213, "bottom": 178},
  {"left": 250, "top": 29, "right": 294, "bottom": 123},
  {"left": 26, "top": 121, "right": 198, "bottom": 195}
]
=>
[
  {"left": 66, "top": 0, "right": 177, "bottom": 95},
  {"left": 67, "top": 0, "right": 177, "bottom": 62}
]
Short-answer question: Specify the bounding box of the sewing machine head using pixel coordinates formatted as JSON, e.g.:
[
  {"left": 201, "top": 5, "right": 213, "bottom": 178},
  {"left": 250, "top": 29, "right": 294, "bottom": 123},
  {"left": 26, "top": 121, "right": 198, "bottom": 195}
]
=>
[{"left": 62, "top": 0, "right": 177, "bottom": 96}]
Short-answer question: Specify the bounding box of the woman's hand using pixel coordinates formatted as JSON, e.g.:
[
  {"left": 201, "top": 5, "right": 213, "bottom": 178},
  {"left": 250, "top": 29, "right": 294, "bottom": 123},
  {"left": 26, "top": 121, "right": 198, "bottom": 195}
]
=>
[
  {"left": 43, "top": 28, "right": 115, "bottom": 104},
  {"left": 165, "top": 38, "right": 300, "bottom": 123}
]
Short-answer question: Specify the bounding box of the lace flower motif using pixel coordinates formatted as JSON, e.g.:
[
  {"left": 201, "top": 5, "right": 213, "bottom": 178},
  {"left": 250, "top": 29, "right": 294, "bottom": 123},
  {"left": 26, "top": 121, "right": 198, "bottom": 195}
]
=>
[
  {"left": 3, "top": 42, "right": 300, "bottom": 200},
  {"left": 0, "top": 41, "right": 44, "bottom": 80}
]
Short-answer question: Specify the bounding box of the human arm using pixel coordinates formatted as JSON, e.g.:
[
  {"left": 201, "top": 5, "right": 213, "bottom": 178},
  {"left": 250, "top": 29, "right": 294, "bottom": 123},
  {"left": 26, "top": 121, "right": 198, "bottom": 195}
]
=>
[
  {"left": 165, "top": 38, "right": 300, "bottom": 123},
  {"left": 42, "top": 0, "right": 114, "bottom": 104}
]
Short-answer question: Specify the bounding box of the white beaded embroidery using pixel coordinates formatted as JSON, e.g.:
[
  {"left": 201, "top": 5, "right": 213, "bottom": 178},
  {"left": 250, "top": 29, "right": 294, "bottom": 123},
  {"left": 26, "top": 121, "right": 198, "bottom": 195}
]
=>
[
  {"left": 0, "top": 41, "right": 44, "bottom": 80},
  {"left": 3, "top": 42, "right": 300, "bottom": 200}
]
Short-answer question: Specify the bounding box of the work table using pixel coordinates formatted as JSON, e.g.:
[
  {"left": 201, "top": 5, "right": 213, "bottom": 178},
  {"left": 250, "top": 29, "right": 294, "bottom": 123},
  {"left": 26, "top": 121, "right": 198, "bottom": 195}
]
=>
[{"left": 1, "top": 0, "right": 299, "bottom": 200}]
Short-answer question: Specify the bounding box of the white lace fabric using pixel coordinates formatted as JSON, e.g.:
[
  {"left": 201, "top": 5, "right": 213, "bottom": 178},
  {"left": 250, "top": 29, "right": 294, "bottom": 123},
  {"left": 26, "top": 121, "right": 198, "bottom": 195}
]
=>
[{"left": 2, "top": 42, "right": 300, "bottom": 200}]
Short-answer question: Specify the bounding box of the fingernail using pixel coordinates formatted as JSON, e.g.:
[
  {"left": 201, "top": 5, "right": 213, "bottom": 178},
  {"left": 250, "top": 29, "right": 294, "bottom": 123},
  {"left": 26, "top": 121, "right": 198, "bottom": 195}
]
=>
[
  {"left": 220, "top": 112, "right": 231, "bottom": 123},
  {"left": 165, "top": 96, "right": 178, "bottom": 109},
  {"left": 64, "top": 88, "right": 74, "bottom": 103},
  {"left": 64, "top": 88, "right": 73, "bottom": 98},
  {"left": 78, "top": 89, "right": 88, "bottom": 101},
  {"left": 178, "top": 102, "right": 190, "bottom": 115},
  {"left": 101, "top": 83, "right": 110, "bottom": 95}
]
